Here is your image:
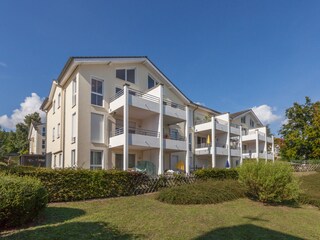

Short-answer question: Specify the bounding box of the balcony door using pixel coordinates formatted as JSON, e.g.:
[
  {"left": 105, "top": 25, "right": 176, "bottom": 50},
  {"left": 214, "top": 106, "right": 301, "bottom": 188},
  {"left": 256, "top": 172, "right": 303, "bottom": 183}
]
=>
[{"left": 115, "top": 154, "right": 136, "bottom": 169}]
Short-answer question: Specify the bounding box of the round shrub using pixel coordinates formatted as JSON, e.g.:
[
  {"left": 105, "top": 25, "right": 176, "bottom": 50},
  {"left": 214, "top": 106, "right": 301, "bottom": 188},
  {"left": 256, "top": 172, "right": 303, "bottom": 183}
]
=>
[
  {"left": 157, "top": 180, "right": 246, "bottom": 205},
  {"left": 238, "top": 161, "right": 300, "bottom": 203},
  {"left": 0, "top": 174, "right": 48, "bottom": 228}
]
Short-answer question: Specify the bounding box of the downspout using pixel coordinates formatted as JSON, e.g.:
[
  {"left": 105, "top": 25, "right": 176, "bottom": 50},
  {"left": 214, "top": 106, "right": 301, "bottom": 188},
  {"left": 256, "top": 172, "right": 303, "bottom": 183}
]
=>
[{"left": 61, "top": 85, "right": 66, "bottom": 169}]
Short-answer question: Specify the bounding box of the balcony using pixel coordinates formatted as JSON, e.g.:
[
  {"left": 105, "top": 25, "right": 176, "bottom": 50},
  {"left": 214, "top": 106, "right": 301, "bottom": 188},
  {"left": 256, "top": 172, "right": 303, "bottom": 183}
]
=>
[
  {"left": 242, "top": 151, "right": 274, "bottom": 160},
  {"left": 109, "top": 127, "right": 160, "bottom": 149},
  {"left": 215, "top": 119, "right": 228, "bottom": 132},
  {"left": 163, "top": 99, "right": 186, "bottom": 120},
  {"left": 230, "top": 123, "right": 241, "bottom": 135},
  {"left": 164, "top": 133, "right": 186, "bottom": 151},
  {"left": 109, "top": 88, "right": 160, "bottom": 114},
  {"left": 195, "top": 143, "right": 211, "bottom": 155}
]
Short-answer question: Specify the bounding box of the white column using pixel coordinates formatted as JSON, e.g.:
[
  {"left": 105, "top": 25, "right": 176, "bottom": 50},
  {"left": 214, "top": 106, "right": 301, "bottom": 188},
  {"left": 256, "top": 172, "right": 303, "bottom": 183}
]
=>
[
  {"left": 227, "top": 114, "right": 231, "bottom": 168},
  {"left": 239, "top": 125, "right": 243, "bottom": 165},
  {"left": 264, "top": 130, "right": 268, "bottom": 162},
  {"left": 158, "top": 84, "right": 164, "bottom": 175},
  {"left": 211, "top": 116, "right": 216, "bottom": 168},
  {"left": 185, "top": 105, "right": 190, "bottom": 174},
  {"left": 255, "top": 130, "right": 259, "bottom": 162},
  {"left": 123, "top": 84, "right": 129, "bottom": 171},
  {"left": 272, "top": 135, "right": 275, "bottom": 163}
]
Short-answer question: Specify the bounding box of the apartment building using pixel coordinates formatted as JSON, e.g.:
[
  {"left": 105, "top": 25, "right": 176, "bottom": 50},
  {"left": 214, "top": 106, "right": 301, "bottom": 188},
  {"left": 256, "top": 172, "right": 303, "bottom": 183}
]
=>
[
  {"left": 28, "top": 122, "right": 46, "bottom": 155},
  {"left": 41, "top": 56, "right": 274, "bottom": 174}
]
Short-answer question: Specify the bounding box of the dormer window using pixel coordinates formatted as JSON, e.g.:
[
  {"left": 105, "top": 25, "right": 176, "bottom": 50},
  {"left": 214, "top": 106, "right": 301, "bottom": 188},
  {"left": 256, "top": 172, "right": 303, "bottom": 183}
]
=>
[{"left": 116, "top": 69, "right": 135, "bottom": 84}]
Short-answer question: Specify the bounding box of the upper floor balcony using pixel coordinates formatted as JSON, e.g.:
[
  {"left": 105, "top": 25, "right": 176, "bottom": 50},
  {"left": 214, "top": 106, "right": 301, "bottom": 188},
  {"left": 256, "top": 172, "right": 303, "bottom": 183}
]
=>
[
  {"left": 242, "top": 130, "right": 273, "bottom": 143},
  {"left": 109, "top": 88, "right": 186, "bottom": 121},
  {"left": 109, "top": 126, "right": 186, "bottom": 151},
  {"left": 194, "top": 118, "right": 240, "bottom": 135},
  {"left": 242, "top": 150, "right": 274, "bottom": 160}
]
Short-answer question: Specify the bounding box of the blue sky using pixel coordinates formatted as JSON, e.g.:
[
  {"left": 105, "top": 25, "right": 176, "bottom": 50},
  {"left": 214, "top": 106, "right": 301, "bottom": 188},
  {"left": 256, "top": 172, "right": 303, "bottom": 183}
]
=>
[{"left": 0, "top": 0, "right": 319, "bottom": 134}]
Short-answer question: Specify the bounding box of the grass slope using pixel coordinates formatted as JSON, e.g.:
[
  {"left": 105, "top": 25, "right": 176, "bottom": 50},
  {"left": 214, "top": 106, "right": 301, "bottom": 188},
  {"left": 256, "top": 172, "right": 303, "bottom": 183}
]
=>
[{"left": 2, "top": 195, "right": 320, "bottom": 240}]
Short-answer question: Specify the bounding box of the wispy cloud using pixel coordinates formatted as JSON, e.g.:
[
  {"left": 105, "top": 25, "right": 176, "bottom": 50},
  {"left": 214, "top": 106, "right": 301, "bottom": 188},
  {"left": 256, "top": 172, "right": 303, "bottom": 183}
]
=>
[
  {"left": 0, "top": 62, "right": 7, "bottom": 68},
  {"left": 252, "top": 105, "right": 282, "bottom": 125},
  {"left": 0, "top": 93, "right": 46, "bottom": 130}
]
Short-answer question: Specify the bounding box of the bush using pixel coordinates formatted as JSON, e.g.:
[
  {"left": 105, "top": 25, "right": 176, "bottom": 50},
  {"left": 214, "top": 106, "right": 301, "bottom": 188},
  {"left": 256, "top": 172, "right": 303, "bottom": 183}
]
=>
[
  {"left": 194, "top": 168, "right": 238, "bottom": 180},
  {"left": 0, "top": 174, "right": 47, "bottom": 228},
  {"left": 0, "top": 166, "right": 150, "bottom": 202},
  {"left": 238, "top": 161, "right": 300, "bottom": 203},
  {"left": 157, "top": 180, "right": 245, "bottom": 205}
]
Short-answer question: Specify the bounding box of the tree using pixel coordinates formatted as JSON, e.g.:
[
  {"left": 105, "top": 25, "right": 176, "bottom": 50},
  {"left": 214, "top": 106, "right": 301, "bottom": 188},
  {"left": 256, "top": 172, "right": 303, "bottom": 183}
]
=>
[{"left": 279, "top": 97, "right": 320, "bottom": 160}]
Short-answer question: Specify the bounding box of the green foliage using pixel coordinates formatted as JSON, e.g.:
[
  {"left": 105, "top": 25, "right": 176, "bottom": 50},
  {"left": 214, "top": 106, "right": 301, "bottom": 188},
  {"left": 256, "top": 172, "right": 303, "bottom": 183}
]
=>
[
  {"left": 1, "top": 166, "right": 148, "bottom": 202},
  {"left": 157, "top": 180, "right": 245, "bottom": 205},
  {"left": 279, "top": 97, "right": 320, "bottom": 160},
  {"left": 194, "top": 168, "right": 238, "bottom": 180},
  {"left": 0, "top": 174, "right": 47, "bottom": 228},
  {"left": 238, "top": 161, "right": 300, "bottom": 203}
]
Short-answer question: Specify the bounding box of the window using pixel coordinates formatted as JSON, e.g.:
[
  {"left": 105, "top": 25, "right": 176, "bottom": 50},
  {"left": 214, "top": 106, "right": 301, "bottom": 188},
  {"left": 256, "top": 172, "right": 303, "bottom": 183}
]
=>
[
  {"left": 90, "top": 151, "right": 103, "bottom": 170},
  {"left": 42, "top": 140, "right": 46, "bottom": 149},
  {"left": 241, "top": 116, "right": 246, "bottom": 124},
  {"left": 58, "top": 93, "right": 61, "bottom": 108},
  {"left": 57, "top": 123, "right": 61, "bottom": 139},
  {"left": 91, "top": 113, "right": 104, "bottom": 143},
  {"left": 58, "top": 154, "right": 62, "bottom": 167},
  {"left": 54, "top": 155, "right": 56, "bottom": 167},
  {"left": 42, "top": 127, "right": 46, "bottom": 137},
  {"left": 170, "top": 128, "right": 179, "bottom": 140},
  {"left": 71, "top": 150, "right": 76, "bottom": 167},
  {"left": 52, "top": 127, "right": 55, "bottom": 141},
  {"left": 53, "top": 100, "right": 56, "bottom": 114},
  {"left": 71, "top": 113, "right": 76, "bottom": 143},
  {"left": 148, "top": 75, "right": 158, "bottom": 89},
  {"left": 72, "top": 79, "right": 77, "bottom": 106},
  {"left": 115, "top": 154, "right": 135, "bottom": 169},
  {"left": 250, "top": 119, "right": 255, "bottom": 128},
  {"left": 91, "top": 78, "right": 103, "bottom": 106},
  {"left": 116, "top": 69, "right": 135, "bottom": 84}
]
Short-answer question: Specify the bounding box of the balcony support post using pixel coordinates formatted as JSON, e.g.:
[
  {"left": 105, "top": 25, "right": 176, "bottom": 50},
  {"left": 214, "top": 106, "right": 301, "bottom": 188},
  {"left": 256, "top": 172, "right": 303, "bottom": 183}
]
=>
[
  {"left": 211, "top": 116, "right": 216, "bottom": 168},
  {"left": 158, "top": 84, "right": 164, "bottom": 175},
  {"left": 185, "top": 105, "right": 190, "bottom": 174},
  {"left": 264, "top": 128, "right": 268, "bottom": 162},
  {"left": 227, "top": 114, "right": 231, "bottom": 168},
  {"left": 123, "top": 84, "right": 129, "bottom": 171},
  {"left": 255, "top": 130, "right": 259, "bottom": 162},
  {"left": 272, "top": 135, "right": 275, "bottom": 163},
  {"left": 240, "top": 125, "right": 243, "bottom": 165}
]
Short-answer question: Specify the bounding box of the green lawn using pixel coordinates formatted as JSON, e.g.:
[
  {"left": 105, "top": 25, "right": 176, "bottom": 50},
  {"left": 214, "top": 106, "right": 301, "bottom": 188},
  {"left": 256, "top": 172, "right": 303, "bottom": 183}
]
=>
[
  {"left": 2, "top": 172, "right": 320, "bottom": 240},
  {"left": 1, "top": 194, "right": 320, "bottom": 240}
]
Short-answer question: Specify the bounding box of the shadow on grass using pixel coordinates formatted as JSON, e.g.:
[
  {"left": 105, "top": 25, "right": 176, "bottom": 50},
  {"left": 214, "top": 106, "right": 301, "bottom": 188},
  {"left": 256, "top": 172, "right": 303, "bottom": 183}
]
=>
[
  {"left": 37, "top": 207, "right": 86, "bottom": 225},
  {"left": 194, "top": 224, "right": 303, "bottom": 240},
  {"left": 2, "top": 221, "right": 142, "bottom": 240}
]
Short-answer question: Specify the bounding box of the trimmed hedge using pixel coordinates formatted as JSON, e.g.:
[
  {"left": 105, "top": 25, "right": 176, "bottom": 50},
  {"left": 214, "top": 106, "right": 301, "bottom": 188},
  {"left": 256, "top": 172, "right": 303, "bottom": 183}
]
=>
[
  {"left": 0, "top": 174, "right": 47, "bottom": 228},
  {"left": 194, "top": 168, "right": 238, "bottom": 180},
  {"left": 1, "top": 166, "right": 148, "bottom": 202},
  {"left": 238, "top": 161, "right": 300, "bottom": 203},
  {"left": 157, "top": 180, "right": 246, "bottom": 205}
]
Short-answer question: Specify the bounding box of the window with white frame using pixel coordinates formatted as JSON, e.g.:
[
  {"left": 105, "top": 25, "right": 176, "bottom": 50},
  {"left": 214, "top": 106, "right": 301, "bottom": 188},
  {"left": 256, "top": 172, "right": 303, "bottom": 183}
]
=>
[
  {"left": 71, "top": 150, "right": 76, "bottom": 167},
  {"left": 72, "top": 79, "right": 77, "bottom": 106},
  {"left": 148, "top": 75, "right": 158, "bottom": 89},
  {"left": 53, "top": 100, "right": 56, "bottom": 114},
  {"left": 54, "top": 155, "right": 57, "bottom": 167},
  {"left": 250, "top": 119, "right": 255, "bottom": 128},
  {"left": 90, "top": 150, "right": 103, "bottom": 170},
  {"left": 52, "top": 127, "right": 55, "bottom": 141},
  {"left": 58, "top": 153, "right": 62, "bottom": 167},
  {"left": 58, "top": 93, "right": 61, "bottom": 108},
  {"left": 91, "top": 78, "right": 103, "bottom": 106},
  {"left": 91, "top": 113, "right": 104, "bottom": 143},
  {"left": 71, "top": 113, "right": 76, "bottom": 143},
  {"left": 57, "top": 123, "right": 60, "bottom": 139},
  {"left": 116, "top": 69, "right": 135, "bottom": 84},
  {"left": 241, "top": 116, "right": 246, "bottom": 124}
]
